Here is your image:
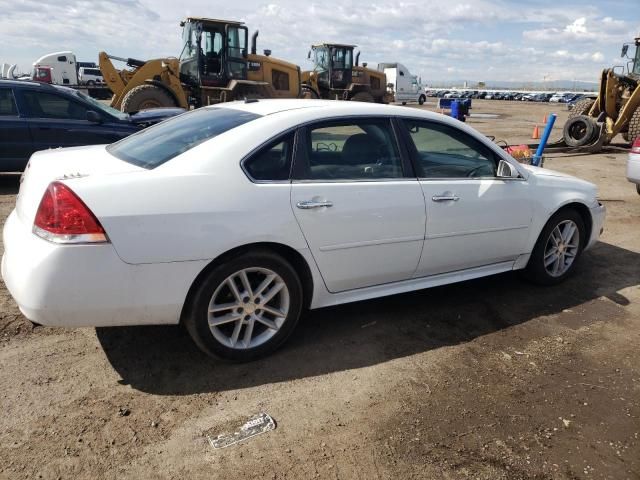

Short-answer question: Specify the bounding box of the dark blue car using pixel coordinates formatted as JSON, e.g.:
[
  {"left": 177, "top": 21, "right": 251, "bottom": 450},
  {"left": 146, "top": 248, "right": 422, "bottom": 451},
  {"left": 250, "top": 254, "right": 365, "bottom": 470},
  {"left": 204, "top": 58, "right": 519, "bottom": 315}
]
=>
[{"left": 0, "top": 80, "right": 184, "bottom": 172}]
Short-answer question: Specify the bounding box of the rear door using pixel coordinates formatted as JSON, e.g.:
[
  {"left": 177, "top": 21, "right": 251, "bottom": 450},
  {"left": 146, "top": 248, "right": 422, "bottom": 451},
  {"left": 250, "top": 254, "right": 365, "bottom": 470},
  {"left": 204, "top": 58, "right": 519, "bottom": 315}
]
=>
[
  {"left": 17, "top": 89, "right": 131, "bottom": 151},
  {"left": 290, "top": 117, "right": 426, "bottom": 292},
  {"left": 0, "top": 87, "right": 34, "bottom": 172}
]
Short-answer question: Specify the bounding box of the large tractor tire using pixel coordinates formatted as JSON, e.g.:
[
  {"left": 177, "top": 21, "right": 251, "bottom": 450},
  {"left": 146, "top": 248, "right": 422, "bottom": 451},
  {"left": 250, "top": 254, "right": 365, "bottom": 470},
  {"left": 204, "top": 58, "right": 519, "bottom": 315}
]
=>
[
  {"left": 563, "top": 115, "right": 597, "bottom": 147},
  {"left": 626, "top": 107, "right": 640, "bottom": 144},
  {"left": 568, "top": 98, "right": 594, "bottom": 119},
  {"left": 299, "top": 85, "right": 319, "bottom": 99},
  {"left": 121, "top": 84, "right": 177, "bottom": 113},
  {"left": 350, "top": 91, "right": 375, "bottom": 102}
]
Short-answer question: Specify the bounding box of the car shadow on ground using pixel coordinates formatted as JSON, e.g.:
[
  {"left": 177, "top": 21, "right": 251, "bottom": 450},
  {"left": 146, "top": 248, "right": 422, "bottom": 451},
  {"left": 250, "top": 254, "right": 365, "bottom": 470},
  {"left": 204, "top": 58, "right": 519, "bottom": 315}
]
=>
[{"left": 96, "top": 241, "right": 640, "bottom": 395}]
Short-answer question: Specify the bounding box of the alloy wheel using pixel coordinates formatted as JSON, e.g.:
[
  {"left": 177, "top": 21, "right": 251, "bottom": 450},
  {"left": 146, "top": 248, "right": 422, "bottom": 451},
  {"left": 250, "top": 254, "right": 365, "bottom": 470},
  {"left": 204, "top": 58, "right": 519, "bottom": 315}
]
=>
[
  {"left": 207, "top": 267, "right": 290, "bottom": 349},
  {"left": 543, "top": 220, "right": 580, "bottom": 277}
]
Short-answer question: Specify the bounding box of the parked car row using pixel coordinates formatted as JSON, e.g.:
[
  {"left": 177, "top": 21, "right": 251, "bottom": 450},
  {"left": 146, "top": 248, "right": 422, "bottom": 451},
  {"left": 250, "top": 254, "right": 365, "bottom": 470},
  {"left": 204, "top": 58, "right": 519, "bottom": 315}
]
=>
[
  {"left": 425, "top": 89, "right": 590, "bottom": 104},
  {"left": 0, "top": 79, "right": 184, "bottom": 171}
]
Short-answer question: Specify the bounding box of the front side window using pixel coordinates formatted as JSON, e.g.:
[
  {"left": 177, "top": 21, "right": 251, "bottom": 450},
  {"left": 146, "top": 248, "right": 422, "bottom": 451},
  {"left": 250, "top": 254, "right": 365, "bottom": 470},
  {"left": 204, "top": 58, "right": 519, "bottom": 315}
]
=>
[
  {"left": 108, "top": 107, "right": 261, "bottom": 169},
  {"left": 401, "top": 119, "right": 497, "bottom": 178},
  {"left": 298, "top": 119, "right": 403, "bottom": 180},
  {"left": 633, "top": 45, "right": 640, "bottom": 76},
  {"left": 0, "top": 89, "right": 18, "bottom": 116},
  {"left": 243, "top": 134, "right": 293, "bottom": 181},
  {"left": 22, "top": 91, "right": 89, "bottom": 120}
]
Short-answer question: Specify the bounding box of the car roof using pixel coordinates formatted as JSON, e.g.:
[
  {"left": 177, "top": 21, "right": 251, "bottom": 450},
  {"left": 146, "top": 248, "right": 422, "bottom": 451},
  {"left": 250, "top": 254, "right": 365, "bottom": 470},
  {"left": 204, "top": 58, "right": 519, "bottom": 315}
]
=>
[{"left": 209, "top": 99, "right": 469, "bottom": 132}]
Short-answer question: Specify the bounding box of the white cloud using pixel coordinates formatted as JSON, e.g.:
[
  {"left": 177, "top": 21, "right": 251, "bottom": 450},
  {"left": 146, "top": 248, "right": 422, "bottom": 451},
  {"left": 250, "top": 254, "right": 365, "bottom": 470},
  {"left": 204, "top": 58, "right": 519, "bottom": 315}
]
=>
[{"left": 0, "top": 0, "right": 636, "bottom": 84}]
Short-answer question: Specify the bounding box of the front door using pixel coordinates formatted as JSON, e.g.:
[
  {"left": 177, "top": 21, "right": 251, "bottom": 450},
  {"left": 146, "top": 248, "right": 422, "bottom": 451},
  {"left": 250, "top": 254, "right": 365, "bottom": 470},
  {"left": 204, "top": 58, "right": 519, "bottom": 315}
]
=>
[
  {"left": 398, "top": 118, "right": 533, "bottom": 277},
  {"left": 18, "top": 90, "right": 126, "bottom": 151},
  {"left": 291, "top": 118, "right": 426, "bottom": 292}
]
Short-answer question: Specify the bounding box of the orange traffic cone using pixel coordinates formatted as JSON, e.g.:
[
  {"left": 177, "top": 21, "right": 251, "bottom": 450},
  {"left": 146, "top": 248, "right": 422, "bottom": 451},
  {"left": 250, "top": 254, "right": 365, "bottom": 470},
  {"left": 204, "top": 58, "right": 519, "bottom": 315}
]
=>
[
  {"left": 531, "top": 125, "right": 540, "bottom": 140},
  {"left": 543, "top": 114, "right": 548, "bottom": 124}
]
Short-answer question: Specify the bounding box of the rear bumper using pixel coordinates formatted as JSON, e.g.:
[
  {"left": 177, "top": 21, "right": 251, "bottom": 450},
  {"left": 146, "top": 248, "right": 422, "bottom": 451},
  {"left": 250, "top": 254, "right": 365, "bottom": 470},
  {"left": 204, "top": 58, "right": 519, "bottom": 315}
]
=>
[
  {"left": 1, "top": 209, "right": 207, "bottom": 327},
  {"left": 586, "top": 202, "right": 606, "bottom": 251},
  {"left": 627, "top": 153, "right": 640, "bottom": 185}
]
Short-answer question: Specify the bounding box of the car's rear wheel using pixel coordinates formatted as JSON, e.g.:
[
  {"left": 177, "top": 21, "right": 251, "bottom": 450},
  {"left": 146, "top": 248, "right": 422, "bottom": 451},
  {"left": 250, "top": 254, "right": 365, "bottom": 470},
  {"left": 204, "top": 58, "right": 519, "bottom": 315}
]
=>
[
  {"left": 522, "top": 209, "right": 586, "bottom": 285},
  {"left": 184, "top": 251, "right": 303, "bottom": 361}
]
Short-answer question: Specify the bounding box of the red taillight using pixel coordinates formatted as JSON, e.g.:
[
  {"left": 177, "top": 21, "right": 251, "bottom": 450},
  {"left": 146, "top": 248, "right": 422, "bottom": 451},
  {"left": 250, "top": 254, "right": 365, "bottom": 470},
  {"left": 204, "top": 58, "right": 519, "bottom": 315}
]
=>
[
  {"left": 632, "top": 138, "right": 640, "bottom": 154},
  {"left": 33, "top": 182, "right": 107, "bottom": 244}
]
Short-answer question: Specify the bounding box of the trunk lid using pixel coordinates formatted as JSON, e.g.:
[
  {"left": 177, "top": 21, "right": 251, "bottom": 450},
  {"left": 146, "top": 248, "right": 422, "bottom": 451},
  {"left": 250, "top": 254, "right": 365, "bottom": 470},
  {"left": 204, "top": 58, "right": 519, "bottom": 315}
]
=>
[{"left": 17, "top": 145, "right": 143, "bottom": 224}]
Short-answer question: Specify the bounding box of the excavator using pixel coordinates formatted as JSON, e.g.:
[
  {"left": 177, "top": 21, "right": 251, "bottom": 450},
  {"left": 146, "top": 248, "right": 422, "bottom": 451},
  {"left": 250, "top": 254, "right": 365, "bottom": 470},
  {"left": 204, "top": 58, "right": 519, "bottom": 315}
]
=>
[
  {"left": 99, "top": 17, "right": 303, "bottom": 112},
  {"left": 562, "top": 35, "right": 640, "bottom": 149},
  {"left": 301, "top": 43, "right": 392, "bottom": 103}
]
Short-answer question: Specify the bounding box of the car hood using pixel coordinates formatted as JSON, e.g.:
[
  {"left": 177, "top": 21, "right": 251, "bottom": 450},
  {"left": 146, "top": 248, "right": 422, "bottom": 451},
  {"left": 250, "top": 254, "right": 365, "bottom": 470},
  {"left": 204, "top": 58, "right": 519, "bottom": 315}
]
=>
[
  {"left": 128, "top": 108, "right": 185, "bottom": 125},
  {"left": 520, "top": 164, "right": 597, "bottom": 194}
]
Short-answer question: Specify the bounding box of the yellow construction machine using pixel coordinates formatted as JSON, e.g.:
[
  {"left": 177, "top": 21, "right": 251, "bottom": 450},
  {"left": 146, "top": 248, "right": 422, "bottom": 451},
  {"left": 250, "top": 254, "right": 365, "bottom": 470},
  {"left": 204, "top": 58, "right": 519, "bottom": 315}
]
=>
[
  {"left": 301, "top": 44, "right": 391, "bottom": 103},
  {"left": 563, "top": 35, "right": 640, "bottom": 148},
  {"left": 99, "top": 18, "right": 302, "bottom": 112}
]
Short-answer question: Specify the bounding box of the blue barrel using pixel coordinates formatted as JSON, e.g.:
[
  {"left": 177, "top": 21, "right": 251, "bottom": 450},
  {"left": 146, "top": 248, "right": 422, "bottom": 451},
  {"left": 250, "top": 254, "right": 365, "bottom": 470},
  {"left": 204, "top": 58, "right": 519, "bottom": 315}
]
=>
[{"left": 450, "top": 100, "right": 460, "bottom": 120}]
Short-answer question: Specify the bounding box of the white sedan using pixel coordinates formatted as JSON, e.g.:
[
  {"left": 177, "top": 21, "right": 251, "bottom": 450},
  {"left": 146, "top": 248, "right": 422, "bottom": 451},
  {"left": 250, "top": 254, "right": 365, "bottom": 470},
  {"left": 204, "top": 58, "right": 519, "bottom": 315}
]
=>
[
  {"left": 627, "top": 137, "right": 640, "bottom": 195},
  {"left": 2, "top": 100, "right": 605, "bottom": 361}
]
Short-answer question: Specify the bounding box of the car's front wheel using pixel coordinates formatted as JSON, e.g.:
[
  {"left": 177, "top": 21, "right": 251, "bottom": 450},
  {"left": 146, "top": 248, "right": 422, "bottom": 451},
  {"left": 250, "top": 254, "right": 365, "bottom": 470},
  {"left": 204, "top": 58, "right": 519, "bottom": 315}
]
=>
[
  {"left": 523, "top": 209, "right": 586, "bottom": 285},
  {"left": 184, "top": 250, "right": 303, "bottom": 361}
]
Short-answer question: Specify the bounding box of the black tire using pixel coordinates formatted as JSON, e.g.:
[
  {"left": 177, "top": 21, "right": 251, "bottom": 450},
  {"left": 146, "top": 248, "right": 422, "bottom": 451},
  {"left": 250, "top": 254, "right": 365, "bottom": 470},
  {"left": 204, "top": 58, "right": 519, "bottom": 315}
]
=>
[
  {"left": 184, "top": 250, "right": 303, "bottom": 362},
  {"left": 522, "top": 209, "right": 586, "bottom": 285},
  {"left": 121, "top": 84, "right": 176, "bottom": 113},
  {"left": 563, "top": 115, "right": 597, "bottom": 147},
  {"left": 86, "top": 80, "right": 95, "bottom": 87},
  {"left": 401, "top": 101, "right": 407, "bottom": 106},
  {"left": 350, "top": 91, "right": 375, "bottom": 102},
  {"left": 418, "top": 95, "right": 426, "bottom": 105},
  {"left": 627, "top": 107, "right": 640, "bottom": 145},
  {"left": 636, "top": 184, "right": 640, "bottom": 196},
  {"left": 568, "top": 98, "right": 594, "bottom": 119},
  {"left": 299, "top": 85, "right": 319, "bottom": 99}
]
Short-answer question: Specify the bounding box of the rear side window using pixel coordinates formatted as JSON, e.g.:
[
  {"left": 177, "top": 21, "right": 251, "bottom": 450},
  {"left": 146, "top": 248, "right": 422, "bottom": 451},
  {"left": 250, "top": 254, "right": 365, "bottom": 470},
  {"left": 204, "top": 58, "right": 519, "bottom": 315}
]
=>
[
  {"left": 243, "top": 134, "right": 294, "bottom": 181},
  {"left": 107, "top": 107, "right": 261, "bottom": 169},
  {"left": 0, "top": 89, "right": 17, "bottom": 116}
]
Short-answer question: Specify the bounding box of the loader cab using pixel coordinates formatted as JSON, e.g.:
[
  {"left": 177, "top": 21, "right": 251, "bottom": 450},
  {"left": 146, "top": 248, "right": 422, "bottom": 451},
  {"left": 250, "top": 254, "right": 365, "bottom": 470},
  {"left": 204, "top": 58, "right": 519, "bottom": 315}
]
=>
[
  {"left": 179, "top": 18, "right": 249, "bottom": 87},
  {"left": 311, "top": 44, "right": 354, "bottom": 90}
]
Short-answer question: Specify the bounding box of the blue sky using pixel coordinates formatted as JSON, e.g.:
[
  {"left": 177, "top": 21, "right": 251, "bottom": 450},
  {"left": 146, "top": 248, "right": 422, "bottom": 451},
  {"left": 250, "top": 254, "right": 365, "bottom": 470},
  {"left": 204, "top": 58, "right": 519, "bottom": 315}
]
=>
[{"left": 0, "top": 0, "right": 638, "bottom": 85}]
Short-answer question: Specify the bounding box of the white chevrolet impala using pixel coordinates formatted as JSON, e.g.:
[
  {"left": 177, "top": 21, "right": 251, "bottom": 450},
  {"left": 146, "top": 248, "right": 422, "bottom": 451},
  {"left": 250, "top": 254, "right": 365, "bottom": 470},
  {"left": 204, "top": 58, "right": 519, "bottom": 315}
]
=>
[{"left": 2, "top": 100, "right": 605, "bottom": 361}]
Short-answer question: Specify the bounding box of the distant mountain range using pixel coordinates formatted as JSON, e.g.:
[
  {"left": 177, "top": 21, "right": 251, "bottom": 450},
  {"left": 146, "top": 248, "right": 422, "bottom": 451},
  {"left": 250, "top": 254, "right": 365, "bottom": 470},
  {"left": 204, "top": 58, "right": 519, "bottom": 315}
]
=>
[{"left": 426, "top": 79, "right": 599, "bottom": 91}]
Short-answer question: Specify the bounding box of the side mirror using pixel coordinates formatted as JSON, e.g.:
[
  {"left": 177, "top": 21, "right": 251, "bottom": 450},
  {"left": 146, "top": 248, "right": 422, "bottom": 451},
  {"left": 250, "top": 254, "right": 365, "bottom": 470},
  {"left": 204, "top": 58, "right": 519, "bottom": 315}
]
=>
[
  {"left": 86, "top": 110, "right": 102, "bottom": 123},
  {"left": 622, "top": 45, "right": 629, "bottom": 58},
  {"left": 497, "top": 159, "right": 519, "bottom": 178},
  {"left": 307, "top": 50, "right": 311, "bottom": 59}
]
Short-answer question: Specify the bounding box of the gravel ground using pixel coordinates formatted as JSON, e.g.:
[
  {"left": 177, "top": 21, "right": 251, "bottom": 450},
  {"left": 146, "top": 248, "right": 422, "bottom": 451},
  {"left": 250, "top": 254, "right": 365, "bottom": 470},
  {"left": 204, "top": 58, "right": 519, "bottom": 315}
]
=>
[{"left": 0, "top": 99, "right": 639, "bottom": 480}]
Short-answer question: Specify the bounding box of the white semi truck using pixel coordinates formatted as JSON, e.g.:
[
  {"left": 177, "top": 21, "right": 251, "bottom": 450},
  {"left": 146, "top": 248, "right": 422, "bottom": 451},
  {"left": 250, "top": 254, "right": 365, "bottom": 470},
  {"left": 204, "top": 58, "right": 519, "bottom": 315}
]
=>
[
  {"left": 31, "top": 51, "right": 79, "bottom": 85},
  {"left": 379, "top": 62, "right": 426, "bottom": 105}
]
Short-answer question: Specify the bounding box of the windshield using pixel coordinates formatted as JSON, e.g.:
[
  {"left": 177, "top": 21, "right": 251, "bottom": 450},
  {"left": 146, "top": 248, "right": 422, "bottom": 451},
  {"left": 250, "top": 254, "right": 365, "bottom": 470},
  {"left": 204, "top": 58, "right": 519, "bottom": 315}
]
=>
[
  {"left": 634, "top": 45, "right": 640, "bottom": 76},
  {"left": 107, "top": 107, "right": 261, "bottom": 169},
  {"left": 73, "top": 90, "right": 129, "bottom": 120}
]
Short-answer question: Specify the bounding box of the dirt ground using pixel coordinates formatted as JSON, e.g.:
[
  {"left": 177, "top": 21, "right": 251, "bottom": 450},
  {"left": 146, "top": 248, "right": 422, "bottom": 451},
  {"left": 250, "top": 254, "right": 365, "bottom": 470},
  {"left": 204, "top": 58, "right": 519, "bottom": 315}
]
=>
[{"left": 1, "top": 99, "right": 639, "bottom": 480}]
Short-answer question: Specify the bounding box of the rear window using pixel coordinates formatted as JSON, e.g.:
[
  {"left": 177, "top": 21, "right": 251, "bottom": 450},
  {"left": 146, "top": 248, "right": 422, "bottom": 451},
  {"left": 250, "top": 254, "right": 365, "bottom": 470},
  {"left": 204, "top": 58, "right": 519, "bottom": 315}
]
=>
[{"left": 107, "top": 107, "right": 261, "bottom": 169}]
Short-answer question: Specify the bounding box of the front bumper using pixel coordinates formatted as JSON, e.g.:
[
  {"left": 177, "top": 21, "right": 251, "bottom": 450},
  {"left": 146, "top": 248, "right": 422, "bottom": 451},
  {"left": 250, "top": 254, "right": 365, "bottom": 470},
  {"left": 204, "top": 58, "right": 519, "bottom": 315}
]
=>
[
  {"left": 586, "top": 202, "right": 606, "bottom": 251},
  {"left": 1, "top": 209, "right": 206, "bottom": 327}
]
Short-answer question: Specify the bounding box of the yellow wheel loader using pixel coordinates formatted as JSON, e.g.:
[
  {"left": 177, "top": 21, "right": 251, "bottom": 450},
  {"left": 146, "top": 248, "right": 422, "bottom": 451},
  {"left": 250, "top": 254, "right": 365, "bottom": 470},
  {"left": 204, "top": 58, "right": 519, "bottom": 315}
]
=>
[
  {"left": 301, "top": 44, "right": 392, "bottom": 103},
  {"left": 562, "top": 36, "right": 640, "bottom": 149},
  {"left": 100, "top": 18, "right": 302, "bottom": 112}
]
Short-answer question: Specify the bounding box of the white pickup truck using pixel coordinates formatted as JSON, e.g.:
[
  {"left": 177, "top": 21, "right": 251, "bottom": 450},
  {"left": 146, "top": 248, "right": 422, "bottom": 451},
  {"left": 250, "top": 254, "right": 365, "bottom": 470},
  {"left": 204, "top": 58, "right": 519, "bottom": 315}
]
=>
[{"left": 379, "top": 62, "right": 426, "bottom": 105}]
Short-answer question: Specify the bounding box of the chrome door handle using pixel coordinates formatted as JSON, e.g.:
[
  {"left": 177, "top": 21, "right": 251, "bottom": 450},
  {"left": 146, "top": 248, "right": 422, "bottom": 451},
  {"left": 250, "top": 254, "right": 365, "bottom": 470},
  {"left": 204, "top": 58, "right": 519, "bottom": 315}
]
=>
[
  {"left": 431, "top": 195, "right": 459, "bottom": 202},
  {"left": 296, "top": 200, "right": 333, "bottom": 209}
]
